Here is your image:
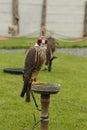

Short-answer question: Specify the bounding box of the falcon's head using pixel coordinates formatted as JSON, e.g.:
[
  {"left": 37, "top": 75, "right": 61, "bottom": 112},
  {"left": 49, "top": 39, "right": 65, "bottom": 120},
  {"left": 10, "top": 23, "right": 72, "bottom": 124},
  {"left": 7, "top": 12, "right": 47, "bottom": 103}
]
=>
[{"left": 36, "top": 36, "right": 48, "bottom": 47}]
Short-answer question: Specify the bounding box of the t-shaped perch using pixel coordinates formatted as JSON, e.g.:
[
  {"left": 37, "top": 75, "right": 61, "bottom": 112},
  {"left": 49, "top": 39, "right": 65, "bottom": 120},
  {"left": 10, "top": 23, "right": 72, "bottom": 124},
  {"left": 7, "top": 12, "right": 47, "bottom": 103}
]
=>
[{"left": 31, "top": 84, "right": 61, "bottom": 130}]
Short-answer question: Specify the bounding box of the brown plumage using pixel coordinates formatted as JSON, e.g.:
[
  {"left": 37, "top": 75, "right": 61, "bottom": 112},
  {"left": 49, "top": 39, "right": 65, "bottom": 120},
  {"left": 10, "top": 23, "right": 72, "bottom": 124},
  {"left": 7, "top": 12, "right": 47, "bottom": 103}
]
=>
[
  {"left": 45, "top": 37, "right": 56, "bottom": 72},
  {"left": 20, "top": 37, "right": 47, "bottom": 102}
]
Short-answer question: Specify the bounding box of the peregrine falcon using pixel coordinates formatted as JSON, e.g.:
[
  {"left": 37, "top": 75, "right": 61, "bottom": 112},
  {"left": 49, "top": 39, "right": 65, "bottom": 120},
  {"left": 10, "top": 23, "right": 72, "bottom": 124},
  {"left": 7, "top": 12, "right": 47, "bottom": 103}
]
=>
[{"left": 20, "top": 36, "right": 48, "bottom": 102}]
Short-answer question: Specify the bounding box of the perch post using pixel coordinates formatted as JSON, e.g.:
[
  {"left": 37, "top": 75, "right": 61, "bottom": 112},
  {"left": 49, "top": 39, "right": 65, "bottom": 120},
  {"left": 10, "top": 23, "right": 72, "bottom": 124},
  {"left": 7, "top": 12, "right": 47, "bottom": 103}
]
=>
[{"left": 31, "top": 84, "right": 61, "bottom": 130}]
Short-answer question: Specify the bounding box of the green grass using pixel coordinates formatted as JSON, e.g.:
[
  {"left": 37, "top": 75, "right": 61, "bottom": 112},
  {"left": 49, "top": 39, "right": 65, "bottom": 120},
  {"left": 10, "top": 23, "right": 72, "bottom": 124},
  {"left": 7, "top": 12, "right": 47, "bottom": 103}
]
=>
[
  {"left": 55, "top": 39, "right": 87, "bottom": 48},
  {"left": 0, "top": 52, "right": 87, "bottom": 130},
  {"left": 0, "top": 37, "right": 87, "bottom": 49},
  {"left": 0, "top": 38, "right": 36, "bottom": 49}
]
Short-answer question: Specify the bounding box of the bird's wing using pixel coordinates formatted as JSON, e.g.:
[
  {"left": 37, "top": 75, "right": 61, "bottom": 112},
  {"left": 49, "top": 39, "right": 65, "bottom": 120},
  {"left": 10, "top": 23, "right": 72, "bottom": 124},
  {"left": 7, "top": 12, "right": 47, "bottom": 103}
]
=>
[{"left": 23, "top": 47, "right": 36, "bottom": 82}]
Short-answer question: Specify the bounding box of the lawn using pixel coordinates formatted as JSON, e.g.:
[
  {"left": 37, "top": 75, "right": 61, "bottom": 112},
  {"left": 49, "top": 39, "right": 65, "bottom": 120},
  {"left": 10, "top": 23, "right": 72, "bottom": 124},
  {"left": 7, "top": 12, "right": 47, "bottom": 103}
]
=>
[
  {"left": 0, "top": 37, "right": 87, "bottom": 49},
  {"left": 0, "top": 51, "right": 87, "bottom": 130},
  {"left": 0, "top": 38, "right": 36, "bottom": 49}
]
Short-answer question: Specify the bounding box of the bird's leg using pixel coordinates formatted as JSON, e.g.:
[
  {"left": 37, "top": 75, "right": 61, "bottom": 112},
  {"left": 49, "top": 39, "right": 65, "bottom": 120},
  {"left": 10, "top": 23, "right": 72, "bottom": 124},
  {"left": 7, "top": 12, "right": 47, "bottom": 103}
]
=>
[
  {"left": 48, "top": 60, "right": 52, "bottom": 72},
  {"left": 32, "top": 79, "right": 41, "bottom": 85}
]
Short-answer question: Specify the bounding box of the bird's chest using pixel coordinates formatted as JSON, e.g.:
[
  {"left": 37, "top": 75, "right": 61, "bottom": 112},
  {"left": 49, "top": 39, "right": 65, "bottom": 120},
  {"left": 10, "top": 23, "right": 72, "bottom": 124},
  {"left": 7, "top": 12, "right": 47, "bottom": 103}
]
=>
[
  {"left": 35, "top": 47, "right": 46, "bottom": 63},
  {"left": 31, "top": 47, "right": 46, "bottom": 81}
]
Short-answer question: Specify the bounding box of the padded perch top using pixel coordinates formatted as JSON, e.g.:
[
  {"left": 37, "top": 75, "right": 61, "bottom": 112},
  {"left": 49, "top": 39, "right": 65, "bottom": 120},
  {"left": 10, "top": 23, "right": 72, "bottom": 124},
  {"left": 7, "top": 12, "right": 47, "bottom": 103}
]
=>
[{"left": 31, "top": 84, "right": 61, "bottom": 94}]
